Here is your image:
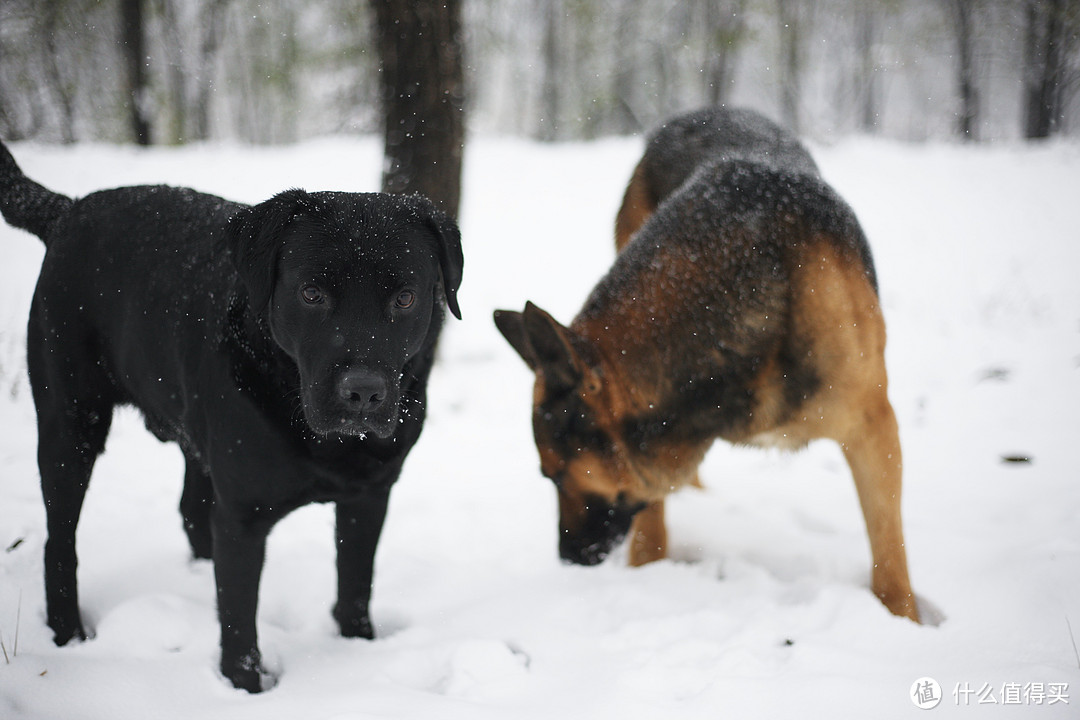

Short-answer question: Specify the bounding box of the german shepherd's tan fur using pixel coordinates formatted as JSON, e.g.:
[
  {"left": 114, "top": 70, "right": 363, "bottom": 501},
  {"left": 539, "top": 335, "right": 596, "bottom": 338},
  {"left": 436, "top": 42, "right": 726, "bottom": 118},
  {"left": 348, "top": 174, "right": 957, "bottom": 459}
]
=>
[{"left": 495, "top": 107, "right": 918, "bottom": 622}]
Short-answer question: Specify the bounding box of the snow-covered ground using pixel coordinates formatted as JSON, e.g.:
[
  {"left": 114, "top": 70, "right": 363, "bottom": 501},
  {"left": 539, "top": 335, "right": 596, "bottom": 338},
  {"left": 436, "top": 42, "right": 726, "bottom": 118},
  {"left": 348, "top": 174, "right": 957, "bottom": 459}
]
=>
[{"left": 1, "top": 134, "right": 1078, "bottom": 719}]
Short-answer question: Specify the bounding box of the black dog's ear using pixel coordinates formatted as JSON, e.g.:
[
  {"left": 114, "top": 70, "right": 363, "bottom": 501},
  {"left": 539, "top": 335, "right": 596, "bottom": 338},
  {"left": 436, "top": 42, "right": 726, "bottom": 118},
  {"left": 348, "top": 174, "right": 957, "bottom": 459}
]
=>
[
  {"left": 226, "top": 188, "right": 313, "bottom": 310},
  {"left": 404, "top": 194, "right": 463, "bottom": 320},
  {"left": 431, "top": 210, "right": 463, "bottom": 320}
]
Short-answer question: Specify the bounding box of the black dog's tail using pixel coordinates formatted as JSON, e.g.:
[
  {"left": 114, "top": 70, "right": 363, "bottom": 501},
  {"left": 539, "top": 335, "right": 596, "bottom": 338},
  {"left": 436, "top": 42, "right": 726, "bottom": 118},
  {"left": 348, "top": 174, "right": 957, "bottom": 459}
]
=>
[{"left": 0, "top": 140, "right": 74, "bottom": 245}]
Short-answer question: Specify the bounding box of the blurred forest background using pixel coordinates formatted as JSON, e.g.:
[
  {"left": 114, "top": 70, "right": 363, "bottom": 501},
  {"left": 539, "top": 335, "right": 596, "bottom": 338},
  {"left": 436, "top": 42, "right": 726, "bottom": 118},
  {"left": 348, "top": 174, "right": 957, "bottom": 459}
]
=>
[{"left": 1, "top": 0, "right": 1078, "bottom": 146}]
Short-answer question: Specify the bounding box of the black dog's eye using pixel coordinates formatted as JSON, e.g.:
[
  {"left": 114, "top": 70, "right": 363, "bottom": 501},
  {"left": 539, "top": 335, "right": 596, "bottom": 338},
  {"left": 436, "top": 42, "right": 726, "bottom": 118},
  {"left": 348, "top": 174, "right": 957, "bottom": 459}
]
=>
[
  {"left": 300, "top": 284, "right": 324, "bottom": 305},
  {"left": 394, "top": 289, "right": 416, "bottom": 309}
]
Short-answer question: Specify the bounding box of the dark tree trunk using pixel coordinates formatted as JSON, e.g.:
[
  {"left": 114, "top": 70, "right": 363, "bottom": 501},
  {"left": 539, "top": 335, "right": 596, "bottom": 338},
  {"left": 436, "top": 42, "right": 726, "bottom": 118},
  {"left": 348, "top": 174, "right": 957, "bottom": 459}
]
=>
[
  {"left": 1024, "top": 0, "right": 1071, "bottom": 139},
  {"left": 120, "top": 0, "right": 151, "bottom": 145},
  {"left": 374, "top": 0, "right": 466, "bottom": 218},
  {"left": 538, "top": 0, "right": 560, "bottom": 142},
  {"left": 777, "top": 0, "right": 803, "bottom": 134},
  {"left": 855, "top": 5, "right": 880, "bottom": 133},
  {"left": 946, "top": 0, "right": 979, "bottom": 141}
]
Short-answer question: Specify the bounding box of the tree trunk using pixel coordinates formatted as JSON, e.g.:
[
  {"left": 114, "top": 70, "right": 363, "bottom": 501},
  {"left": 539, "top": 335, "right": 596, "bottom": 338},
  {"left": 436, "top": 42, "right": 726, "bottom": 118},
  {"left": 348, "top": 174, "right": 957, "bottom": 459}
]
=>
[
  {"left": 777, "top": 0, "right": 803, "bottom": 134},
  {"left": 1023, "top": 0, "right": 1071, "bottom": 139},
  {"left": 374, "top": 0, "right": 466, "bottom": 218},
  {"left": 159, "top": 0, "right": 188, "bottom": 144},
  {"left": 538, "top": 0, "right": 560, "bottom": 142},
  {"left": 610, "top": 6, "right": 640, "bottom": 134},
  {"left": 703, "top": 0, "right": 746, "bottom": 107},
  {"left": 42, "top": 3, "right": 76, "bottom": 143},
  {"left": 855, "top": 4, "right": 880, "bottom": 133},
  {"left": 120, "top": 0, "right": 151, "bottom": 145},
  {"left": 193, "top": 0, "right": 231, "bottom": 142},
  {"left": 946, "top": 0, "right": 979, "bottom": 141}
]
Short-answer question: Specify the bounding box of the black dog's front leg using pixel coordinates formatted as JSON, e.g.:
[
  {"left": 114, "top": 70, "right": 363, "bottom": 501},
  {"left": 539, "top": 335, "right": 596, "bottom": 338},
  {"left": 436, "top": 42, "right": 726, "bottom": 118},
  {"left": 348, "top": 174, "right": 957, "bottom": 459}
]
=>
[
  {"left": 211, "top": 512, "right": 272, "bottom": 693},
  {"left": 180, "top": 455, "right": 214, "bottom": 560},
  {"left": 333, "top": 486, "right": 391, "bottom": 639}
]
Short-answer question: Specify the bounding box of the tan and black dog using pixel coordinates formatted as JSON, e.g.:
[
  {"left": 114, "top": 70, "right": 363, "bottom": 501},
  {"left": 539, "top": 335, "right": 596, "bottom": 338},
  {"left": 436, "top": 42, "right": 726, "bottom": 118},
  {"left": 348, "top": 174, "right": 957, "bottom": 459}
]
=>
[{"left": 494, "top": 106, "right": 918, "bottom": 622}]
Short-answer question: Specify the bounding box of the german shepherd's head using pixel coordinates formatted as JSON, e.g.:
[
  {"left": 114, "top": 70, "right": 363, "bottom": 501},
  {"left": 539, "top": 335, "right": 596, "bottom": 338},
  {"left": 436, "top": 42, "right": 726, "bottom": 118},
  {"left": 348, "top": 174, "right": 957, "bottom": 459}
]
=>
[{"left": 494, "top": 302, "right": 703, "bottom": 565}]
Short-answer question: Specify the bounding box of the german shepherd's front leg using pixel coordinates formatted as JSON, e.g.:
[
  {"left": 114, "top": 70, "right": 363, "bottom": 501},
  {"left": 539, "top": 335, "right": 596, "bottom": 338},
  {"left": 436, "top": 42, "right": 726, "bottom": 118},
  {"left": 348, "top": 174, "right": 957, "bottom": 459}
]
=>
[
  {"left": 628, "top": 499, "right": 667, "bottom": 566},
  {"left": 841, "top": 395, "right": 920, "bottom": 623},
  {"left": 333, "top": 487, "right": 391, "bottom": 639}
]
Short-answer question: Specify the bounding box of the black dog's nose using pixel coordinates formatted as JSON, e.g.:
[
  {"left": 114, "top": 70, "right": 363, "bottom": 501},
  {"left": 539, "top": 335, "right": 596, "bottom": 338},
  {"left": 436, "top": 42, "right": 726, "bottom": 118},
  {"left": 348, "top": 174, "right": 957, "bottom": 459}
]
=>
[{"left": 337, "top": 370, "right": 388, "bottom": 412}]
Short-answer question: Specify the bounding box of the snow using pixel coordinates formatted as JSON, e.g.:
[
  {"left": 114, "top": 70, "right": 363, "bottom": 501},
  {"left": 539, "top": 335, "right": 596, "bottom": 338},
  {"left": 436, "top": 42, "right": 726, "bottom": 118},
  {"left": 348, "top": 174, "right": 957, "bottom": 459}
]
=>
[{"left": 1, "top": 134, "right": 1079, "bottom": 718}]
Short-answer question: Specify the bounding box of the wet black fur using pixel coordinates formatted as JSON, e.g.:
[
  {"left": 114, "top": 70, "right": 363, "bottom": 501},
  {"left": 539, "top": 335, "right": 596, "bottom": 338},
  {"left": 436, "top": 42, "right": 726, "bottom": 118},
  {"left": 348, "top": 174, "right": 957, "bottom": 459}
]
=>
[{"left": 0, "top": 140, "right": 462, "bottom": 693}]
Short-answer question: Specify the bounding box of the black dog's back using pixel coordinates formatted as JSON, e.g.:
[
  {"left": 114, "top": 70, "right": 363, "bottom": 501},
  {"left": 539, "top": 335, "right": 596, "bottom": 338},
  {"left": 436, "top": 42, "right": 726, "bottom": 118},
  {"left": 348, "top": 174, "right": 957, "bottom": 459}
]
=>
[
  {"left": 35, "top": 185, "right": 245, "bottom": 431},
  {"left": 2, "top": 141, "right": 241, "bottom": 429}
]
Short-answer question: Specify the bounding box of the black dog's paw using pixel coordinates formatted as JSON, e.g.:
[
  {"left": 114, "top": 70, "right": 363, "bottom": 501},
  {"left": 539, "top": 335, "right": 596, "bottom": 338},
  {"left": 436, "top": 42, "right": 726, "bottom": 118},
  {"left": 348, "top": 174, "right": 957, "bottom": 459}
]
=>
[
  {"left": 182, "top": 515, "right": 213, "bottom": 560},
  {"left": 333, "top": 603, "right": 375, "bottom": 640},
  {"left": 186, "top": 535, "right": 213, "bottom": 561},
  {"left": 49, "top": 616, "right": 88, "bottom": 647},
  {"left": 221, "top": 651, "right": 277, "bottom": 693}
]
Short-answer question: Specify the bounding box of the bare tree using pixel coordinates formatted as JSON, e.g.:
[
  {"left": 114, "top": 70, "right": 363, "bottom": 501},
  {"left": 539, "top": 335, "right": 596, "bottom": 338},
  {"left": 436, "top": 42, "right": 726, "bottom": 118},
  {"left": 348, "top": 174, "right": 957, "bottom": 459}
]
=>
[
  {"left": 120, "top": 0, "right": 151, "bottom": 145},
  {"left": 42, "top": 2, "right": 77, "bottom": 143},
  {"left": 192, "top": 0, "right": 232, "bottom": 141},
  {"left": 1023, "top": 0, "right": 1079, "bottom": 138},
  {"left": 854, "top": 3, "right": 881, "bottom": 133},
  {"left": 942, "top": 0, "right": 980, "bottom": 141},
  {"left": 374, "top": 0, "right": 466, "bottom": 218},
  {"left": 776, "top": 0, "right": 810, "bottom": 133},
  {"left": 538, "top": 0, "right": 561, "bottom": 142},
  {"left": 702, "top": 0, "right": 747, "bottom": 106}
]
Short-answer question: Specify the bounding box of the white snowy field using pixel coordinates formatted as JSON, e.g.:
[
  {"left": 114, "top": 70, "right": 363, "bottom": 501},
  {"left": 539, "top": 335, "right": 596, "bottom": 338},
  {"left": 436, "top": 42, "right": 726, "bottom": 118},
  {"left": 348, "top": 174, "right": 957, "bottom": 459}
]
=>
[{"left": 0, "top": 133, "right": 1078, "bottom": 719}]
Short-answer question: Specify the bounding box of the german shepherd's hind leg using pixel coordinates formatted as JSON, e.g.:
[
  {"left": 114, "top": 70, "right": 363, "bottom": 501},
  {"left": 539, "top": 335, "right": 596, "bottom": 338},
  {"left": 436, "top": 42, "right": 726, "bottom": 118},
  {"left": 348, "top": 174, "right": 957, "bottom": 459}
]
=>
[
  {"left": 628, "top": 499, "right": 667, "bottom": 566},
  {"left": 840, "top": 393, "right": 920, "bottom": 623}
]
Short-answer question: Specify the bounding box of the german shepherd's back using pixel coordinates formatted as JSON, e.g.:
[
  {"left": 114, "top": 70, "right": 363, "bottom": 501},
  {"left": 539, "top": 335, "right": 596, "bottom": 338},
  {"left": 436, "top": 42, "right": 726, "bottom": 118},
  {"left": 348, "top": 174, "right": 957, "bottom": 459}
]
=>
[
  {"left": 615, "top": 106, "right": 820, "bottom": 249},
  {"left": 495, "top": 106, "right": 919, "bottom": 623}
]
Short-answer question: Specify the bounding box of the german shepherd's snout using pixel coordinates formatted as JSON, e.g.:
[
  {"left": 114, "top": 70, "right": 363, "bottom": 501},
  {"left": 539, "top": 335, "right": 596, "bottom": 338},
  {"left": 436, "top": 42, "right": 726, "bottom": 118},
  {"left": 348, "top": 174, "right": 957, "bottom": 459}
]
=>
[{"left": 495, "top": 106, "right": 919, "bottom": 623}]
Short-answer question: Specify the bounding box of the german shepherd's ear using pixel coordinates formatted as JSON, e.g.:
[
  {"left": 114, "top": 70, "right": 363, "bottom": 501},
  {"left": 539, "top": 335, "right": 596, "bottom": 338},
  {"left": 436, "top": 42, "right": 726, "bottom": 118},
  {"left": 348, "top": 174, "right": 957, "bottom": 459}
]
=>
[
  {"left": 227, "top": 188, "right": 314, "bottom": 311},
  {"left": 493, "top": 309, "right": 534, "bottom": 367},
  {"left": 494, "top": 301, "right": 582, "bottom": 394}
]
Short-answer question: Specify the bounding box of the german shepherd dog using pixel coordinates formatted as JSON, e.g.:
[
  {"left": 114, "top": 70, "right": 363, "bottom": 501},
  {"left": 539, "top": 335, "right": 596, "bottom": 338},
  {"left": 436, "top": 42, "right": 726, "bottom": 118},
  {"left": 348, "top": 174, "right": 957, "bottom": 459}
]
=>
[
  {"left": 494, "top": 107, "right": 918, "bottom": 622},
  {"left": 0, "top": 140, "right": 463, "bottom": 691}
]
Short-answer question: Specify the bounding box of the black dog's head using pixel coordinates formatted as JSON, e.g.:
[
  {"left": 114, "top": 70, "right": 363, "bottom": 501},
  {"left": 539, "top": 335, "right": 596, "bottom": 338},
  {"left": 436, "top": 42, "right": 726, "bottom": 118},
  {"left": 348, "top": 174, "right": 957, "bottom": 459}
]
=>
[{"left": 227, "top": 189, "right": 462, "bottom": 439}]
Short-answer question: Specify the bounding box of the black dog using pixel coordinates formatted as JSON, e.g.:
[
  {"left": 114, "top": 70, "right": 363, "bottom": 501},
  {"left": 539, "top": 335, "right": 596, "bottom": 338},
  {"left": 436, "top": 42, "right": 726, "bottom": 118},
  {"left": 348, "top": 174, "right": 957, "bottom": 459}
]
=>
[{"left": 0, "top": 141, "right": 462, "bottom": 692}]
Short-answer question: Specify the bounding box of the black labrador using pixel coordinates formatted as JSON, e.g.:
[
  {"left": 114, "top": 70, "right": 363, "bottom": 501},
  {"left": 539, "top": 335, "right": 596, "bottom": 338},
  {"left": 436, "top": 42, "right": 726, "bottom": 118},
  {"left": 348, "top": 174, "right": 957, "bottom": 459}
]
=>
[{"left": 0, "top": 141, "right": 462, "bottom": 692}]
